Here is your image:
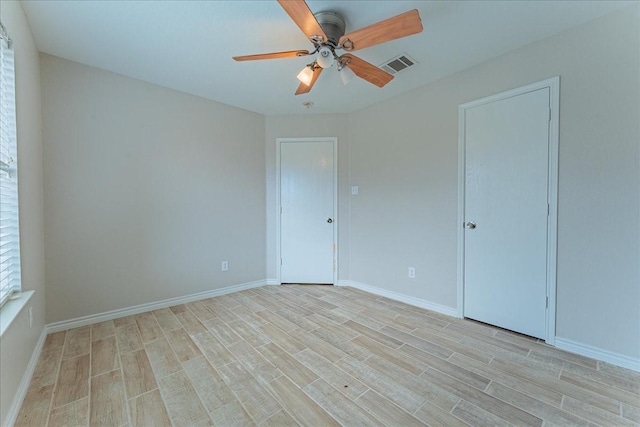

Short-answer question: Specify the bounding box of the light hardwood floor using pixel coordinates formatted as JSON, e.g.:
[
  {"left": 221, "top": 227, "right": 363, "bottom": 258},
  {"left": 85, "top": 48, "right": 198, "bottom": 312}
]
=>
[{"left": 15, "top": 285, "right": 640, "bottom": 426}]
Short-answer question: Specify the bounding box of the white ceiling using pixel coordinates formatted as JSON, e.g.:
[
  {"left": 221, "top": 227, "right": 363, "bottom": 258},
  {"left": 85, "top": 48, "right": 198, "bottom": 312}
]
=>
[{"left": 21, "top": 0, "right": 633, "bottom": 115}]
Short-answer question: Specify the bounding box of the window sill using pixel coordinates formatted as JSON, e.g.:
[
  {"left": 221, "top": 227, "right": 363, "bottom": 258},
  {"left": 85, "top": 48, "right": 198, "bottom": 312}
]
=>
[{"left": 0, "top": 291, "right": 34, "bottom": 337}]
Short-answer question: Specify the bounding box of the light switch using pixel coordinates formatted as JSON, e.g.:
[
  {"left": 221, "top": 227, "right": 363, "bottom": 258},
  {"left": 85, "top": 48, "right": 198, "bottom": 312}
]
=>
[{"left": 351, "top": 186, "right": 359, "bottom": 195}]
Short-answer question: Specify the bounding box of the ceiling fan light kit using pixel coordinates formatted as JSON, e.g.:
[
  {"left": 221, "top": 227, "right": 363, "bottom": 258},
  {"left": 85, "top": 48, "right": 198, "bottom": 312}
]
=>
[
  {"left": 233, "top": 0, "right": 423, "bottom": 95},
  {"left": 339, "top": 63, "right": 356, "bottom": 86},
  {"left": 296, "top": 64, "right": 315, "bottom": 86},
  {"left": 316, "top": 46, "right": 334, "bottom": 68}
]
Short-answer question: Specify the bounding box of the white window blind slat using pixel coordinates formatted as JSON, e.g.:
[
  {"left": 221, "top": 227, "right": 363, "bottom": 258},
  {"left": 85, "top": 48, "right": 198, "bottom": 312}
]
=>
[{"left": 0, "top": 22, "right": 21, "bottom": 308}]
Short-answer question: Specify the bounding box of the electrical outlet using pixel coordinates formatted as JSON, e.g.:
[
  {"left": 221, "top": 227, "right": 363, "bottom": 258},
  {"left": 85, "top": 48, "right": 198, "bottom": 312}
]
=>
[
  {"left": 221, "top": 261, "right": 229, "bottom": 272},
  {"left": 408, "top": 267, "right": 416, "bottom": 279},
  {"left": 28, "top": 306, "right": 33, "bottom": 328},
  {"left": 351, "top": 186, "right": 359, "bottom": 195}
]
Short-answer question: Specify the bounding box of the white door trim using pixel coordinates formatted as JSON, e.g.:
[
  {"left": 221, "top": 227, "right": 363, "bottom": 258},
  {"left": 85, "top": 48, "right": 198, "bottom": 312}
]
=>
[
  {"left": 456, "top": 77, "right": 559, "bottom": 344},
  {"left": 276, "top": 137, "right": 338, "bottom": 285}
]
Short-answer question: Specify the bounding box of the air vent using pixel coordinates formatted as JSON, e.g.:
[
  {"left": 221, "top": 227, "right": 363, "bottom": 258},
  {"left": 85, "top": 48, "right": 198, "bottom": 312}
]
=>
[{"left": 380, "top": 54, "right": 417, "bottom": 75}]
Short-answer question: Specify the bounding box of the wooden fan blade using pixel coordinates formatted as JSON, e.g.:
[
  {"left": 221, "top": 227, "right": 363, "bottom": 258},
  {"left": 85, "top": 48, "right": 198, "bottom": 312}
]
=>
[
  {"left": 278, "top": 0, "right": 327, "bottom": 43},
  {"left": 341, "top": 54, "right": 393, "bottom": 88},
  {"left": 295, "top": 66, "right": 323, "bottom": 95},
  {"left": 233, "top": 50, "right": 310, "bottom": 61},
  {"left": 339, "top": 9, "right": 423, "bottom": 52}
]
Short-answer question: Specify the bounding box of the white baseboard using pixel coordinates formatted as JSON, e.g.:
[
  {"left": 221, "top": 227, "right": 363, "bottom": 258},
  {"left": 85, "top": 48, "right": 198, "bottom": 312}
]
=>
[
  {"left": 265, "top": 279, "right": 280, "bottom": 286},
  {"left": 555, "top": 337, "right": 640, "bottom": 373},
  {"left": 337, "top": 280, "right": 458, "bottom": 318},
  {"left": 47, "top": 280, "right": 267, "bottom": 333},
  {"left": 4, "top": 327, "right": 47, "bottom": 427}
]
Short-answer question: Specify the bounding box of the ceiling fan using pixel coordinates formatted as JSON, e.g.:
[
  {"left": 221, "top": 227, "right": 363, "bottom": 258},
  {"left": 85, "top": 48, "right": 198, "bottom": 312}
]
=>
[{"left": 232, "top": 0, "right": 423, "bottom": 95}]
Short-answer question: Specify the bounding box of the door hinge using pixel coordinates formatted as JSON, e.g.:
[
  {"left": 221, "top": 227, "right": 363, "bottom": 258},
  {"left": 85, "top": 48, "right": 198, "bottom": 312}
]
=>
[
  {"left": 280, "top": 206, "right": 282, "bottom": 214},
  {"left": 547, "top": 203, "right": 550, "bottom": 216},
  {"left": 549, "top": 108, "right": 552, "bottom": 122},
  {"left": 280, "top": 258, "right": 282, "bottom": 266},
  {"left": 546, "top": 296, "right": 549, "bottom": 309}
]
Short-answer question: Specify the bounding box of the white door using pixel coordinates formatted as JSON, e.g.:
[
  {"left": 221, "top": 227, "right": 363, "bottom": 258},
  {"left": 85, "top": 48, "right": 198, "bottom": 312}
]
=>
[
  {"left": 280, "top": 140, "right": 335, "bottom": 284},
  {"left": 463, "top": 87, "right": 550, "bottom": 339}
]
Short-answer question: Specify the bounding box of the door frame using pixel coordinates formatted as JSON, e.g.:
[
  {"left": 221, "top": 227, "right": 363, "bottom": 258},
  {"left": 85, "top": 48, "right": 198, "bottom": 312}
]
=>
[
  {"left": 456, "top": 77, "right": 560, "bottom": 344},
  {"left": 275, "top": 137, "right": 338, "bottom": 285}
]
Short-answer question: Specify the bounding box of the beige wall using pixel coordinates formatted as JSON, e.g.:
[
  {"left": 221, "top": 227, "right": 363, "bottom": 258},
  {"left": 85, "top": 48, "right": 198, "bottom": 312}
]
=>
[
  {"left": 41, "top": 55, "right": 266, "bottom": 323},
  {"left": 265, "top": 114, "right": 350, "bottom": 281},
  {"left": 0, "top": 1, "right": 46, "bottom": 424},
  {"left": 348, "top": 5, "right": 639, "bottom": 358}
]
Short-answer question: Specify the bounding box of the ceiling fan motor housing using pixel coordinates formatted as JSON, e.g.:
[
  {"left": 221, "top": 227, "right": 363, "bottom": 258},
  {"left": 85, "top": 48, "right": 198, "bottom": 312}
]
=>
[{"left": 314, "top": 11, "right": 346, "bottom": 47}]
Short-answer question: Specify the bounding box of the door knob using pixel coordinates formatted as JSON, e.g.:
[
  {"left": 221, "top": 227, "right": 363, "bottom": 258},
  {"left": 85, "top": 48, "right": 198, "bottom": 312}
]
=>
[
  {"left": 465, "top": 221, "right": 476, "bottom": 229},
  {"left": 327, "top": 218, "right": 333, "bottom": 223}
]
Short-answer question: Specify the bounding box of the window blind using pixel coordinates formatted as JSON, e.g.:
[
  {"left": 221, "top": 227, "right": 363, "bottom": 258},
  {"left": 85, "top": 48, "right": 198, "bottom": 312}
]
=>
[{"left": 0, "top": 22, "right": 21, "bottom": 308}]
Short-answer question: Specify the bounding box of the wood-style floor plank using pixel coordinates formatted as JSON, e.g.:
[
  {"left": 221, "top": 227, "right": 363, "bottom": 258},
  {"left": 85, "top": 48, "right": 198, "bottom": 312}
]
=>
[
  {"left": 407, "top": 325, "right": 495, "bottom": 364},
  {"left": 217, "top": 361, "right": 282, "bottom": 424},
  {"left": 115, "top": 323, "right": 144, "bottom": 354},
  {"left": 256, "top": 342, "right": 318, "bottom": 387},
  {"left": 52, "top": 354, "right": 90, "bottom": 408},
  {"left": 335, "top": 355, "right": 426, "bottom": 413},
  {"left": 490, "top": 357, "right": 622, "bottom": 414},
  {"left": 182, "top": 356, "right": 238, "bottom": 414},
  {"left": 201, "top": 300, "right": 239, "bottom": 323},
  {"left": 226, "top": 319, "right": 271, "bottom": 347},
  {"left": 90, "top": 370, "right": 128, "bottom": 427},
  {"left": 210, "top": 401, "right": 256, "bottom": 427},
  {"left": 14, "top": 385, "right": 54, "bottom": 427},
  {"left": 43, "top": 331, "right": 66, "bottom": 350},
  {"left": 345, "top": 319, "right": 404, "bottom": 348},
  {"left": 259, "top": 323, "right": 307, "bottom": 354},
  {"left": 302, "top": 378, "right": 382, "bottom": 426},
  {"left": 563, "top": 361, "right": 640, "bottom": 395},
  {"left": 227, "top": 340, "right": 282, "bottom": 384},
  {"left": 353, "top": 335, "right": 427, "bottom": 375},
  {"left": 448, "top": 352, "right": 563, "bottom": 407},
  {"left": 414, "top": 399, "right": 470, "bottom": 427},
  {"left": 260, "top": 409, "right": 300, "bottom": 427},
  {"left": 175, "top": 311, "right": 207, "bottom": 336},
  {"left": 622, "top": 403, "right": 640, "bottom": 423},
  {"left": 165, "top": 328, "right": 202, "bottom": 362},
  {"left": 28, "top": 347, "right": 63, "bottom": 390},
  {"left": 450, "top": 400, "right": 513, "bottom": 427},
  {"left": 158, "top": 371, "right": 212, "bottom": 426},
  {"left": 202, "top": 319, "right": 243, "bottom": 346},
  {"left": 398, "top": 343, "right": 491, "bottom": 390},
  {"left": 486, "top": 382, "right": 592, "bottom": 426},
  {"left": 121, "top": 348, "right": 158, "bottom": 398},
  {"left": 152, "top": 308, "right": 183, "bottom": 333},
  {"left": 91, "top": 336, "right": 119, "bottom": 377},
  {"left": 129, "top": 389, "right": 172, "bottom": 427},
  {"left": 91, "top": 320, "right": 115, "bottom": 342},
  {"left": 293, "top": 348, "right": 369, "bottom": 400},
  {"left": 422, "top": 368, "right": 543, "bottom": 426},
  {"left": 185, "top": 301, "right": 218, "bottom": 322},
  {"left": 144, "top": 337, "right": 182, "bottom": 379},
  {"left": 364, "top": 354, "right": 460, "bottom": 413},
  {"left": 262, "top": 375, "right": 340, "bottom": 426},
  {"left": 134, "top": 312, "right": 164, "bottom": 343},
  {"left": 113, "top": 315, "right": 136, "bottom": 327},
  {"left": 48, "top": 397, "right": 88, "bottom": 427},
  {"left": 61, "top": 326, "right": 91, "bottom": 360},
  {"left": 355, "top": 389, "right": 427, "bottom": 427},
  {"left": 275, "top": 307, "right": 321, "bottom": 331},
  {"left": 561, "top": 395, "right": 636, "bottom": 427},
  {"left": 191, "top": 330, "right": 236, "bottom": 366}
]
